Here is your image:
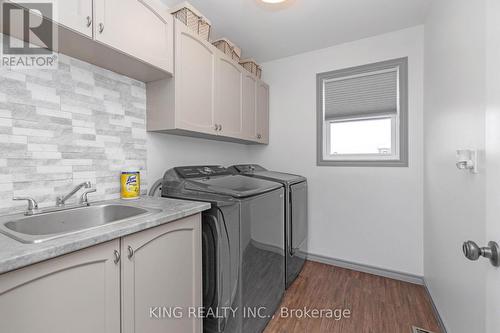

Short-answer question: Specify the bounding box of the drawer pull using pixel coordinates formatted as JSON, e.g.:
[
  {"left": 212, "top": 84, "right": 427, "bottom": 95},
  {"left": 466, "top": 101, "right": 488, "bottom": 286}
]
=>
[{"left": 113, "top": 250, "right": 120, "bottom": 264}]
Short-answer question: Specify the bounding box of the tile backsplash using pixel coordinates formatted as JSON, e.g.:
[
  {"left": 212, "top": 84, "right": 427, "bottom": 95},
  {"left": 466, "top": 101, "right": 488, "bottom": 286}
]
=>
[{"left": 0, "top": 54, "right": 148, "bottom": 213}]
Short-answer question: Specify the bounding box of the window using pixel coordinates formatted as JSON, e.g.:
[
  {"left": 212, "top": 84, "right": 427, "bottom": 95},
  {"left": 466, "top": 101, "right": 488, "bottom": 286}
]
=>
[{"left": 317, "top": 58, "right": 408, "bottom": 166}]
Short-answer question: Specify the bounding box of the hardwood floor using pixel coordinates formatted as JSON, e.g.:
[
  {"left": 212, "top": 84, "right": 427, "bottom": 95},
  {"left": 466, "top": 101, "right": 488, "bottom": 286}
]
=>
[{"left": 264, "top": 261, "right": 441, "bottom": 333}]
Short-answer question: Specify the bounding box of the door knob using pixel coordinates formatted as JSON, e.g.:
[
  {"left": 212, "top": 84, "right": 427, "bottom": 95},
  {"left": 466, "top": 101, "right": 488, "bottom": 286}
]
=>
[{"left": 463, "top": 240, "right": 500, "bottom": 267}]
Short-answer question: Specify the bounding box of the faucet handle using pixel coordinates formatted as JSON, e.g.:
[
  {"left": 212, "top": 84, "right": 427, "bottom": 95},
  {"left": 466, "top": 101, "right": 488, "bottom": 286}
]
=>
[
  {"left": 80, "top": 188, "right": 97, "bottom": 206},
  {"left": 13, "top": 197, "right": 39, "bottom": 215}
]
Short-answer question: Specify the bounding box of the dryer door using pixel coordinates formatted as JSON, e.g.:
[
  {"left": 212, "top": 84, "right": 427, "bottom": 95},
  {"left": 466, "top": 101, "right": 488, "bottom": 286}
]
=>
[
  {"left": 202, "top": 213, "right": 219, "bottom": 310},
  {"left": 202, "top": 204, "right": 241, "bottom": 333}
]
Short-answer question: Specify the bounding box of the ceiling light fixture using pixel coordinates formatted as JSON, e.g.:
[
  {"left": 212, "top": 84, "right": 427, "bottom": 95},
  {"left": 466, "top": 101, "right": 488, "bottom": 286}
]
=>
[{"left": 261, "top": 0, "right": 287, "bottom": 3}]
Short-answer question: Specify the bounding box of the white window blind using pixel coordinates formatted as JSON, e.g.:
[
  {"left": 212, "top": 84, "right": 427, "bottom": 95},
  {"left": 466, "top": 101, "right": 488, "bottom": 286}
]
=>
[{"left": 324, "top": 69, "right": 398, "bottom": 120}]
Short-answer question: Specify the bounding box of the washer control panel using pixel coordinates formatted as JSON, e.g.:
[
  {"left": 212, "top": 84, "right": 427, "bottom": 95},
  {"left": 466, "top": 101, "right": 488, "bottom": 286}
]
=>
[
  {"left": 232, "top": 164, "right": 267, "bottom": 173},
  {"left": 175, "top": 166, "right": 231, "bottom": 179}
]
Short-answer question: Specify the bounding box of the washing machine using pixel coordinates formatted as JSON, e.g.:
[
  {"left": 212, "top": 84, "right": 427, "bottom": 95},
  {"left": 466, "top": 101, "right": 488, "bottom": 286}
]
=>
[
  {"left": 229, "top": 164, "right": 307, "bottom": 289},
  {"left": 162, "top": 166, "right": 285, "bottom": 333}
]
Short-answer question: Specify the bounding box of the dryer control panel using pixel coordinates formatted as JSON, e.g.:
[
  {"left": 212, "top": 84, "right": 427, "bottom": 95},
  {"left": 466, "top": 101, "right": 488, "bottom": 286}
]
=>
[{"left": 174, "top": 166, "right": 232, "bottom": 179}]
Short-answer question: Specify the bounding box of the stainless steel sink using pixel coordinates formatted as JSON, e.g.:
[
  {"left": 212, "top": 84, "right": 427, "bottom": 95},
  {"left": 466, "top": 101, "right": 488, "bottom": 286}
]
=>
[{"left": 0, "top": 204, "right": 159, "bottom": 244}]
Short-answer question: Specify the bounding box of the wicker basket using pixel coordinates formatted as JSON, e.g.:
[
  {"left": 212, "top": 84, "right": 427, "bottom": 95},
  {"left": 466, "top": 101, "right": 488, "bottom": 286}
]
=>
[
  {"left": 212, "top": 38, "right": 241, "bottom": 62},
  {"left": 256, "top": 66, "right": 262, "bottom": 79},
  {"left": 170, "top": 2, "right": 211, "bottom": 42},
  {"left": 240, "top": 58, "right": 262, "bottom": 78}
]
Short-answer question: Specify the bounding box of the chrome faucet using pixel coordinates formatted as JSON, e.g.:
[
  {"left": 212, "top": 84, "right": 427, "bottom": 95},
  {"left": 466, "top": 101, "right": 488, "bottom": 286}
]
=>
[
  {"left": 80, "top": 188, "right": 97, "bottom": 206},
  {"left": 13, "top": 197, "right": 39, "bottom": 216},
  {"left": 56, "top": 181, "right": 92, "bottom": 206}
]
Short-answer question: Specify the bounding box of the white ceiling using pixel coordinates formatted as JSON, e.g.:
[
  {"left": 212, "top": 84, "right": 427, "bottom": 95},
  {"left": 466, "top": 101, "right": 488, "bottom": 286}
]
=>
[{"left": 161, "top": 0, "right": 431, "bottom": 63}]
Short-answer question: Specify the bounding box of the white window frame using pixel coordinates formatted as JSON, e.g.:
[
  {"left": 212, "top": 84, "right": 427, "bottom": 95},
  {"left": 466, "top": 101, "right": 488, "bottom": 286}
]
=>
[{"left": 316, "top": 57, "right": 408, "bottom": 167}]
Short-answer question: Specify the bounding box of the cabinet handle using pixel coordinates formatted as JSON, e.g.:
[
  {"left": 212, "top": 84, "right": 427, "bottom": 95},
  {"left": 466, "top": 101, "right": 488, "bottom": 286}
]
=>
[
  {"left": 113, "top": 250, "right": 120, "bottom": 264},
  {"left": 257, "top": 134, "right": 262, "bottom": 139},
  {"left": 98, "top": 23, "right": 104, "bottom": 33},
  {"left": 214, "top": 124, "right": 221, "bottom": 132},
  {"left": 219, "top": 124, "right": 223, "bottom": 131},
  {"left": 86, "top": 16, "right": 92, "bottom": 28},
  {"left": 127, "top": 245, "right": 134, "bottom": 259}
]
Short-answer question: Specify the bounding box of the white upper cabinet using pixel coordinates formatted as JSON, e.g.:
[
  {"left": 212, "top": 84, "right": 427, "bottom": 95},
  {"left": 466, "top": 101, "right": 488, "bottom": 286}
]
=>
[
  {"left": 10, "top": 0, "right": 93, "bottom": 37},
  {"left": 215, "top": 55, "right": 243, "bottom": 138},
  {"left": 242, "top": 72, "right": 257, "bottom": 140},
  {"left": 146, "top": 19, "right": 269, "bottom": 144},
  {"left": 174, "top": 21, "right": 216, "bottom": 134},
  {"left": 94, "top": 0, "right": 173, "bottom": 73},
  {"left": 57, "top": 0, "right": 93, "bottom": 37},
  {"left": 5, "top": 0, "right": 173, "bottom": 81},
  {"left": 256, "top": 81, "right": 270, "bottom": 144}
]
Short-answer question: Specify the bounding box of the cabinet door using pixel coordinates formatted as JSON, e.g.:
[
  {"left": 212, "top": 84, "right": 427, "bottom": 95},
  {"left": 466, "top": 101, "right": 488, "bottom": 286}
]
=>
[
  {"left": 11, "top": 0, "right": 93, "bottom": 38},
  {"left": 94, "top": 0, "right": 173, "bottom": 73},
  {"left": 215, "top": 55, "right": 243, "bottom": 138},
  {"left": 174, "top": 21, "right": 217, "bottom": 135},
  {"left": 122, "top": 214, "right": 202, "bottom": 333},
  {"left": 0, "top": 240, "right": 120, "bottom": 333},
  {"left": 256, "top": 81, "right": 270, "bottom": 144},
  {"left": 242, "top": 72, "right": 257, "bottom": 140}
]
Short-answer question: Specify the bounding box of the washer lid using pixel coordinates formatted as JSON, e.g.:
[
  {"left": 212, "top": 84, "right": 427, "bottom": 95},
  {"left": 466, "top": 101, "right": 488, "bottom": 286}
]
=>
[
  {"left": 185, "top": 175, "right": 282, "bottom": 198},
  {"left": 251, "top": 171, "right": 306, "bottom": 185},
  {"left": 230, "top": 165, "right": 306, "bottom": 185}
]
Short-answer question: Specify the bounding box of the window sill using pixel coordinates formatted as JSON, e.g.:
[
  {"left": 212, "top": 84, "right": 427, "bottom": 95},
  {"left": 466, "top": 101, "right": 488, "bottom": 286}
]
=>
[{"left": 317, "top": 159, "right": 408, "bottom": 167}]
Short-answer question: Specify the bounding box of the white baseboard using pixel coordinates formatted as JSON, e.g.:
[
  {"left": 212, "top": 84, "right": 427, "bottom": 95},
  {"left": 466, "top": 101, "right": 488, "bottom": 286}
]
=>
[{"left": 306, "top": 252, "right": 424, "bottom": 285}]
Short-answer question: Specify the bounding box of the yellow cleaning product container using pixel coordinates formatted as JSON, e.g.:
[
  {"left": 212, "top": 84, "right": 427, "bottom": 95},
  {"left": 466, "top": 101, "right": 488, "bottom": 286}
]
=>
[{"left": 121, "top": 170, "right": 140, "bottom": 200}]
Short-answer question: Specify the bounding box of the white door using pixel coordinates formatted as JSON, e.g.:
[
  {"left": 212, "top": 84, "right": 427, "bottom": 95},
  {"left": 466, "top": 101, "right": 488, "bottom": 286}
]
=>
[
  {"left": 242, "top": 72, "right": 257, "bottom": 140},
  {"left": 94, "top": 0, "right": 173, "bottom": 72},
  {"left": 121, "top": 214, "right": 202, "bottom": 333},
  {"left": 215, "top": 55, "right": 243, "bottom": 138},
  {"left": 0, "top": 240, "right": 120, "bottom": 333},
  {"left": 485, "top": 1, "right": 500, "bottom": 331},
  {"left": 256, "top": 81, "right": 270, "bottom": 144},
  {"left": 174, "top": 21, "right": 217, "bottom": 135},
  {"left": 424, "top": 1, "right": 500, "bottom": 333}
]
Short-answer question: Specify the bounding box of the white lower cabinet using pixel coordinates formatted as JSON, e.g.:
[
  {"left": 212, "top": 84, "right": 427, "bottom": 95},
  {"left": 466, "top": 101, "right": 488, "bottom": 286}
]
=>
[
  {"left": 0, "top": 240, "right": 121, "bottom": 333},
  {"left": 121, "top": 214, "right": 202, "bottom": 333},
  {"left": 0, "top": 214, "right": 202, "bottom": 333}
]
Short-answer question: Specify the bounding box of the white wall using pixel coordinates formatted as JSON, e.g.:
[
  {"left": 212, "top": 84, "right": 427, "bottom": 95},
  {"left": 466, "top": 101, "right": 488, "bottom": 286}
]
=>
[
  {"left": 248, "top": 26, "right": 424, "bottom": 276},
  {"left": 424, "top": 0, "right": 488, "bottom": 332},
  {"left": 147, "top": 133, "right": 251, "bottom": 184}
]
